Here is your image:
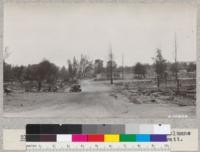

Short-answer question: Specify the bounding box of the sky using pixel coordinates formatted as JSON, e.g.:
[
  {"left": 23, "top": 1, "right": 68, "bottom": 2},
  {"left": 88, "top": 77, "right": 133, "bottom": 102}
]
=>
[{"left": 4, "top": 2, "right": 197, "bottom": 67}]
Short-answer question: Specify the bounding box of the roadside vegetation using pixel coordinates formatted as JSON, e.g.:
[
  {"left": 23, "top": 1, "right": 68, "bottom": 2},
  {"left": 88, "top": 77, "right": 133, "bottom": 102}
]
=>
[{"left": 3, "top": 47, "right": 196, "bottom": 107}]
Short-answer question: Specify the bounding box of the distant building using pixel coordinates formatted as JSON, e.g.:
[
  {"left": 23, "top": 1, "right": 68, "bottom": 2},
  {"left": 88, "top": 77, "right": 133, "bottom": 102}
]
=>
[
  {"left": 119, "top": 73, "right": 134, "bottom": 80},
  {"left": 95, "top": 72, "right": 120, "bottom": 80}
]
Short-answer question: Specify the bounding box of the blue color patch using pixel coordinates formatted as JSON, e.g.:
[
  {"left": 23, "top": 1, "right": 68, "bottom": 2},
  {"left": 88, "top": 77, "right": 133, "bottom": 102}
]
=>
[{"left": 136, "top": 134, "right": 150, "bottom": 142}]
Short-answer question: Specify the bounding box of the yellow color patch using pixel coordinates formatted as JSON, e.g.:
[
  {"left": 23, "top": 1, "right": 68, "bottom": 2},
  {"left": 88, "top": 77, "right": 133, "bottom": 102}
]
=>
[{"left": 104, "top": 134, "right": 120, "bottom": 142}]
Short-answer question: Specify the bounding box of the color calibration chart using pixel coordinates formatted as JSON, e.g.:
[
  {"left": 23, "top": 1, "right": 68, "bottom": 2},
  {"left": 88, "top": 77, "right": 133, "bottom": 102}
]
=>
[{"left": 26, "top": 124, "right": 171, "bottom": 152}]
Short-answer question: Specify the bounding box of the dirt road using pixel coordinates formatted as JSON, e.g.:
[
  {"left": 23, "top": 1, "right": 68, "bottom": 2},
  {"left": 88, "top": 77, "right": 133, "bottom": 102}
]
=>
[{"left": 3, "top": 80, "right": 195, "bottom": 118}]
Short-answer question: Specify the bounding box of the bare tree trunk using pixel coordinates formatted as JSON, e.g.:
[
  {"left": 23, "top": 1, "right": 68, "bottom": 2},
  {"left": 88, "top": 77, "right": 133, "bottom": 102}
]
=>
[
  {"left": 109, "top": 44, "right": 114, "bottom": 84},
  {"left": 37, "top": 81, "right": 42, "bottom": 91},
  {"left": 175, "top": 72, "right": 179, "bottom": 94},
  {"left": 110, "top": 60, "right": 113, "bottom": 84},
  {"left": 157, "top": 75, "right": 160, "bottom": 89}
]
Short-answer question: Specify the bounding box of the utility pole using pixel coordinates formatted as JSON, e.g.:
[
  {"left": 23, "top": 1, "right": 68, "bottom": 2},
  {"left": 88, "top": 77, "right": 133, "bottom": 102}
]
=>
[
  {"left": 109, "top": 43, "right": 113, "bottom": 84},
  {"left": 174, "top": 33, "right": 179, "bottom": 94},
  {"left": 122, "top": 53, "right": 124, "bottom": 80}
]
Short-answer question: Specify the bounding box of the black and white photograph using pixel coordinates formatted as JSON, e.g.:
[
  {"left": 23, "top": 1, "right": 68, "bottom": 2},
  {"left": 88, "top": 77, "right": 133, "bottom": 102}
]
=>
[{"left": 3, "top": 2, "right": 196, "bottom": 118}]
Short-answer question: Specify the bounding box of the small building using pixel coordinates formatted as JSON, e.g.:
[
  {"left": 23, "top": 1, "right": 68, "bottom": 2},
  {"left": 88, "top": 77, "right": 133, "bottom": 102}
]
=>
[{"left": 119, "top": 73, "right": 134, "bottom": 80}]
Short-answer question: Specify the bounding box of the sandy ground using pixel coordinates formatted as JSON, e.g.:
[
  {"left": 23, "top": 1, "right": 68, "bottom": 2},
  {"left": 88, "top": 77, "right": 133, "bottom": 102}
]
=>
[{"left": 3, "top": 80, "right": 195, "bottom": 118}]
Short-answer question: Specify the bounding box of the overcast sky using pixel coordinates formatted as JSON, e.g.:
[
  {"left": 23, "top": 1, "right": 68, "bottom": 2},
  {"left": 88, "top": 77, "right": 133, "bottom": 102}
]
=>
[{"left": 4, "top": 2, "right": 196, "bottom": 67}]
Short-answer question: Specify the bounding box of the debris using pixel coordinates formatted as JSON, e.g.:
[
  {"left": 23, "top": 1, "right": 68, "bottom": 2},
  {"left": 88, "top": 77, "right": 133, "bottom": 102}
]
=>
[
  {"left": 113, "top": 80, "right": 195, "bottom": 106},
  {"left": 128, "top": 96, "right": 142, "bottom": 104},
  {"left": 110, "top": 93, "right": 118, "bottom": 99}
]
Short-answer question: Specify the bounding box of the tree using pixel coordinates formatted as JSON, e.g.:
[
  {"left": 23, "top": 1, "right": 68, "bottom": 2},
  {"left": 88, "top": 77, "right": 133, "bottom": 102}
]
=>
[
  {"left": 78, "top": 54, "right": 93, "bottom": 78},
  {"left": 187, "top": 62, "right": 196, "bottom": 72},
  {"left": 134, "top": 62, "right": 146, "bottom": 79},
  {"left": 67, "top": 60, "right": 73, "bottom": 80},
  {"left": 4, "top": 58, "right": 60, "bottom": 91},
  {"left": 153, "top": 49, "right": 167, "bottom": 88},
  {"left": 3, "top": 62, "right": 13, "bottom": 82},
  {"left": 3, "top": 47, "right": 13, "bottom": 82},
  {"left": 67, "top": 57, "right": 78, "bottom": 80},
  {"left": 12, "top": 65, "right": 26, "bottom": 83},
  {"left": 45, "top": 63, "right": 59, "bottom": 87},
  {"left": 67, "top": 55, "right": 94, "bottom": 80},
  {"left": 94, "top": 59, "right": 104, "bottom": 74},
  {"left": 72, "top": 57, "right": 78, "bottom": 77},
  {"left": 35, "top": 60, "right": 58, "bottom": 91},
  {"left": 170, "top": 63, "right": 178, "bottom": 77},
  {"left": 107, "top": 44, "right": 115, "bottom": 84},
  {"left": 23, "top": 64, "right": 35, "bottom": 81},
  {"left": 106, "top": 60, "right": 117, "bottom": 83},
  {"left": 59, "top": 66, "right": 68, "bottom": 82}
]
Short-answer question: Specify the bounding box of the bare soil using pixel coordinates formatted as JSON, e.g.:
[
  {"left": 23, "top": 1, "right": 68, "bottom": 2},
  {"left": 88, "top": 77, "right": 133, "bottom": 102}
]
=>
[{"left": 3, "top": 79, "right": 196, "bottom": 118}]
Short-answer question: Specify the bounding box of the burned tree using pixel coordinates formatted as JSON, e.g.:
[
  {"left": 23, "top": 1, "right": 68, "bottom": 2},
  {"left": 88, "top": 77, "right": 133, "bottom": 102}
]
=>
[
  {"left": 134, "top": 62, "right": 146, "bottom": 79},
  {"left": 78, "top": 54, "right": 93, "bottom": 78},
  {"left": 67, "top": 57, "right": 78, "bottom": 81},
  {"left": 153, "top": 49, "right": 167, "bottom": 89},
  {"left": 94, "top": 59, "right": 104, "bottom": 74},
  {"left": 107, "top": 44, "right": 114, "bottom": 84},
  {"left": 59, "top": 66, "right": 68, "bottom": 82}
]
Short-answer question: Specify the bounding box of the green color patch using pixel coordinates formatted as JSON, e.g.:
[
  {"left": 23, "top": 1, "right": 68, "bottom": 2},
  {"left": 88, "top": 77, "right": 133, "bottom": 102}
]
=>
[{"left": 120, "top": 134, "right": 136, "bottom": 142}]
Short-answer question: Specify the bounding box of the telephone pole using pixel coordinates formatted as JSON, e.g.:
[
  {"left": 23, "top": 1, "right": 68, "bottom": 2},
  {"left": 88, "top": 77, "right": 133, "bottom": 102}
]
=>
[
  {"left": 109, "top": 43, "right": 113, "bottom": 84},
  {"left": 174, "top": 33, "right": 179, "bottom": 94},
  {"left": 122, "top": 54, "right": 124, "bottom": 80}
]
